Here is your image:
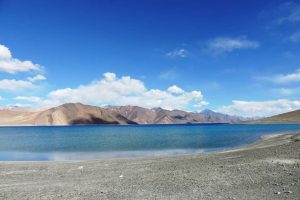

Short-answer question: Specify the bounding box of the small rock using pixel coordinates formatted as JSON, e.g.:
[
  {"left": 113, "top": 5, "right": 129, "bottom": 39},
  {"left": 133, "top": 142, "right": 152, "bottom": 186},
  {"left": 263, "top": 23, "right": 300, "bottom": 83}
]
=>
[
  {"left": 119, "top": 174, "right": 124, "bottom": 178},
  {"left": 275, "top": 192, "right": 281, "bottom": 195},
  {"left": 78, "top": 166, "right": 83, "bottom": 170},
  {"left": 284, "top": 191, "right": 292, "bottom": 194}
]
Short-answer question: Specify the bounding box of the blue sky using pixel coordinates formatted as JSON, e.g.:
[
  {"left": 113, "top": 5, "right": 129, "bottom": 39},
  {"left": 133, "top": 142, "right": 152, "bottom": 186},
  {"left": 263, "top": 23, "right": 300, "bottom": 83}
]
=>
[{"left": 0, "top": 0, "right": 300, "bottom": 117}]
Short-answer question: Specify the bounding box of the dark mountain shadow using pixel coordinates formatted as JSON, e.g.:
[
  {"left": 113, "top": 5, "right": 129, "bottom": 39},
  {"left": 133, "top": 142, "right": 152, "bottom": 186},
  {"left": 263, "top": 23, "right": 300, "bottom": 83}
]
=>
[
  {"left": 70, "top": 114, "right": 137, "bottom": 125},
  {"left": 70, "top": 114, "right": 118, "bottom": 125}
]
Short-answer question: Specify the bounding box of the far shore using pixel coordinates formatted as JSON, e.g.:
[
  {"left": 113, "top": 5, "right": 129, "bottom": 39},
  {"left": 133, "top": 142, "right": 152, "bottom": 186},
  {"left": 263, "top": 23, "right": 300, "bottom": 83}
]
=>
[
  {"left": 2, "top": 122, "right": 300, "bottom": 127},
  {"left": 0, "top": 122, "right": 229, "bottom": 127},
  {"left": 0, "top": 132, "right": 299, "bottom": 199}
]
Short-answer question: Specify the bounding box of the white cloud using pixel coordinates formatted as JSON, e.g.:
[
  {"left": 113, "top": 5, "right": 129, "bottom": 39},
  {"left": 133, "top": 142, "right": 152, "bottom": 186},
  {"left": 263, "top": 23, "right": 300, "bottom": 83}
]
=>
[
  {"left": 0, "top": 45, "right": 12, "bottom": 59},
  {"left": 0, "top": 79, "right": 35, "bottom": 91},
  {"left": 217, "top": 99, "right": 300, "bottom": 117},
  {"left": 264, "top": 69, "right": 300, "bottom": 84},
  {"left": 193, "top": 101, "right": 209, "bottom": 107},
  {"left": 15, "top": 96, "right": 41, "bottom": 103},
  {"left": 0, "top": 96, "right": 3, "bottom": 100},
  {"left": 0, "top": 44, "right": 41, "bottom": 74},
  {"left": 207, "top": 37, "right": 260, "bottom": 55},
  {"left": 27, "top": 74, "right": 46, "bottom": 82},
  {"left": 3, "top": 103, "right": 32, "bottom": 109},
  {"left": 167, "top": 49, "right": 188, "bottom": 58},
  {"left": 103, "top": 72, "right": 116, "bottom": 81},
  {"left": 289, "top": 30, "right": 300, "bottom": 43},
  {"left": 167, "top": 85, "right": 184, "bottom": 94},
  {"left": 42, "top": 72, "right": 207, "bottom": 110}
]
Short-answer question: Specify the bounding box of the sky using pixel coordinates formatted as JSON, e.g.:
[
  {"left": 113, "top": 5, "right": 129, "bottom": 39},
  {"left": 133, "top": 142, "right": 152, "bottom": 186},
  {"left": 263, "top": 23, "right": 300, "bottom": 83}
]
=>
[{"left": 0, "top": 0, "right": 300, "bottom": 117}]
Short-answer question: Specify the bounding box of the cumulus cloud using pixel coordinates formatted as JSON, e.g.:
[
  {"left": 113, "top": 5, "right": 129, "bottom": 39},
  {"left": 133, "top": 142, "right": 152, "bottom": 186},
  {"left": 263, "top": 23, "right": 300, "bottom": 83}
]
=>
[
  {"left": 0, "top": 79, "right": 35, "bottom": 91},
  {"left": 15, "top": 96, "right": 41, "bottom": 103},
  {"left": 167, "top": 85, "right": 184, "bottom": 94},
  {"left": 0, "top": 44, "right": 41, "bottom": 74},
  {"left": 207, "top": 37, "right": 260, "bottom": 55},
  {"left": 103, "top": 72, "right": 116, "bottom": 81},
  {"left": 217, "top": 99, "right": 300, "bottom": 117},
  {"left": 27, "top": 74, "right": 46, "bottom": 82},
  {"left": 42, "top": 72, "right": 207, "bottom": 110},
  {"left": 166, "top": 49, "right": 188, "bottom": 58},
  {"left": 262, "top": 69, "right": 300, "bottom": 84}
]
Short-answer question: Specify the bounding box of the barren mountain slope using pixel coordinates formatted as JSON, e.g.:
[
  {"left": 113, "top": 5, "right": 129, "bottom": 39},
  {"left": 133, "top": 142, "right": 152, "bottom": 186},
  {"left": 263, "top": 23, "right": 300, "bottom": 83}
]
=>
[
  {"left": 243, "top": 109, "right": 300, "bottom": 124},
  {"left": 0, "top": 103, "right": 137, "bottom": 126}
]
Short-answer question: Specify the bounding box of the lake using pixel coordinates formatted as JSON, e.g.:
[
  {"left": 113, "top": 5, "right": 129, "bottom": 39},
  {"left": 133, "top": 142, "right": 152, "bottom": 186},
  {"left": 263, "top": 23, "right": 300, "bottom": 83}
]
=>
[{"left": 0, "top": 124, "right": 300, "bottom": 161}]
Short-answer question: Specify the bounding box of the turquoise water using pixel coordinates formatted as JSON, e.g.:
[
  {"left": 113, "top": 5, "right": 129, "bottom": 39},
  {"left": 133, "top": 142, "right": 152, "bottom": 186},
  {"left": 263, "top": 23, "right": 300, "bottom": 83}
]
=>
[{"left": 0, "top": 124, "right": 300, "bottom": 161}]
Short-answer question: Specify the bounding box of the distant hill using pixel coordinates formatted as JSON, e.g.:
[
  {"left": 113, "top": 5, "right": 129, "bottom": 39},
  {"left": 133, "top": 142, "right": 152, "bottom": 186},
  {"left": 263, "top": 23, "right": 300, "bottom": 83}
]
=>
[
  {"left": 243, "top": 109, "right": 300, "bottom": 124},
  {"left": 200, "top": 109, "right": 251, "bottom": 123},
  {"left": 0, "top": 103, "right": 136, "bottom": 126}
]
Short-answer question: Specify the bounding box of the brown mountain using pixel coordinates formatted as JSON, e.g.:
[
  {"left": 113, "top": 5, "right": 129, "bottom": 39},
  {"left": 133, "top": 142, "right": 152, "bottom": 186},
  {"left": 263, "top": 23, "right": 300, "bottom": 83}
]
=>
[
  {"left": 243, "top": 109, "right": 300, "bottom": 124},
  {"left": 108, "top": 106, "right": 207, "bottom": 124},
  {"left": 106, "top": 106, "right": 158, "bottom": 124},
  {"left": 107, "top": 106, "right": 244, "bottom": 124},
  {"left": 0, "top": 103, "right": 136, "bottom": 126}
]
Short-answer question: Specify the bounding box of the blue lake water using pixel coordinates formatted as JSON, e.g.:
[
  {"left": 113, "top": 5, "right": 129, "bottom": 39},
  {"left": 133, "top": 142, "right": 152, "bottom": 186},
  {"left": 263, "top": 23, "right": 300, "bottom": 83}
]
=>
[{"left": 0, "top": 124, "right": 300, "bottom": 161}]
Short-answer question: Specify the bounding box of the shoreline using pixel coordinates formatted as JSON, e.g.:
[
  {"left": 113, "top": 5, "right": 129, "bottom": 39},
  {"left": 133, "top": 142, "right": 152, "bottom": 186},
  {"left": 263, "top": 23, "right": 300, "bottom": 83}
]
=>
[
  {"left": 219, "top": 132, "right": 295, "bottom": 153},
  {"left": 1, "top": 133, "right": 299, "bottom": 199}
]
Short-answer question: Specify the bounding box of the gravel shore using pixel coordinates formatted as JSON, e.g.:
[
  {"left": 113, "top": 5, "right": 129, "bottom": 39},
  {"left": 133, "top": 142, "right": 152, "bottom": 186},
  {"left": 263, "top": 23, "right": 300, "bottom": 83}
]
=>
[{"left": 0, "top": 133, "right": 299, "bottom": 200}]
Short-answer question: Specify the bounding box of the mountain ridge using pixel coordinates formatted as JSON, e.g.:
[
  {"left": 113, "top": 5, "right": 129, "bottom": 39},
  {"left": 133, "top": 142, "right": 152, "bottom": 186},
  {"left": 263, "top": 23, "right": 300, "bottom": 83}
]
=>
[
  {"left": 106, "top": 105, "right": 248, "bottom": 124},
  {"left": 1, "top": 103, "right": 298, "bottom": 126},
  {"left": 242, "top": 109, "right": 300, "bottom": 124}
]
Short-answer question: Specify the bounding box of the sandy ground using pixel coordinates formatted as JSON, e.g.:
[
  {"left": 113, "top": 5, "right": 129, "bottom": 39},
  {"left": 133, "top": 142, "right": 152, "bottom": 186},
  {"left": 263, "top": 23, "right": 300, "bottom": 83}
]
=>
[{"left": 0, "top": 133, "right": 299, "bottom": 200}]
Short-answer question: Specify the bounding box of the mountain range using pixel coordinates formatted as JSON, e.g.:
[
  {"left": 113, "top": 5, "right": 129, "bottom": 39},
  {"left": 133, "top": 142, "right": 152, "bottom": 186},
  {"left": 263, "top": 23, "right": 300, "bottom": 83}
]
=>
[
  {"left": 0, "top": 103, "right": 249, "bottom": 126},
  {"left": 107, "top": 106, "right": 251, "bottom": 124},
  {"left": 0, "top": 103, "right": 299, "bottom": 126}
]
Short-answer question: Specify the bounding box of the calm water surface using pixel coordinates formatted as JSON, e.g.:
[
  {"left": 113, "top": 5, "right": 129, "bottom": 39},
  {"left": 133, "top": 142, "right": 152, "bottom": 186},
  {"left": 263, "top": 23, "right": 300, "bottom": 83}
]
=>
[{"left": 0, "top": 124, "right": 300, "bottom": 161}]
